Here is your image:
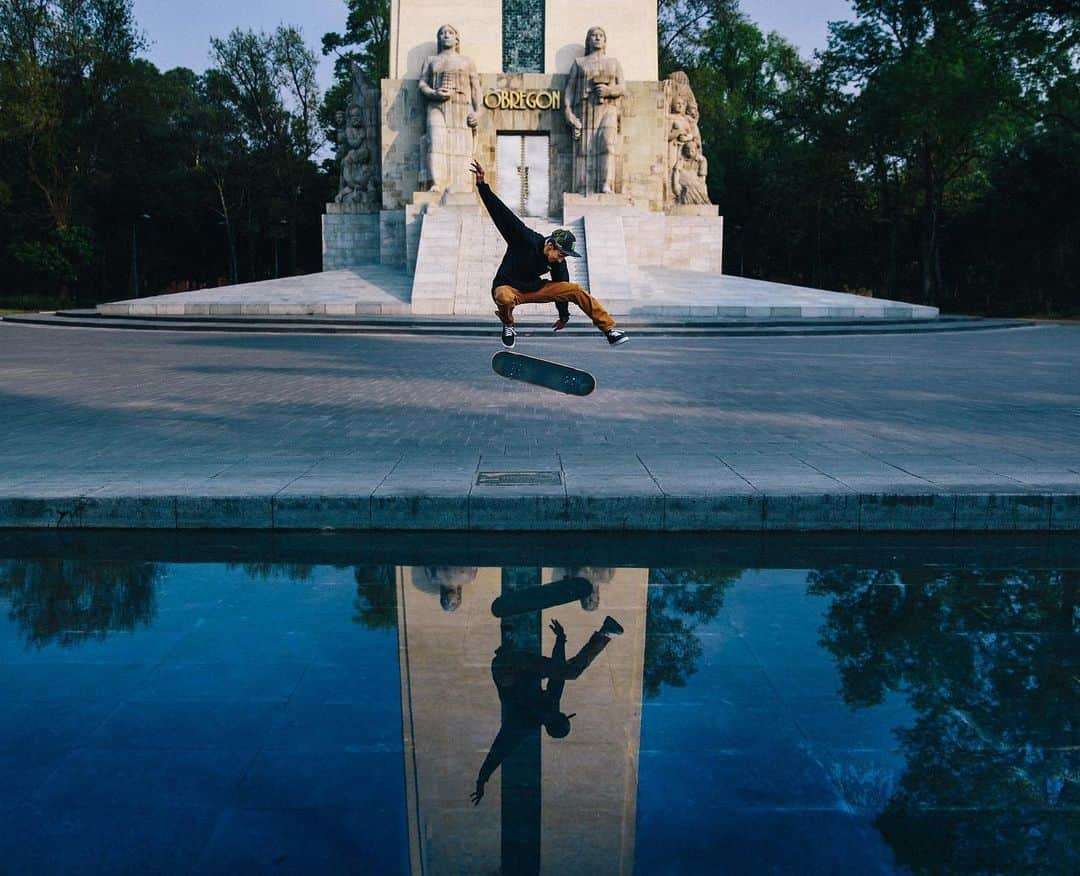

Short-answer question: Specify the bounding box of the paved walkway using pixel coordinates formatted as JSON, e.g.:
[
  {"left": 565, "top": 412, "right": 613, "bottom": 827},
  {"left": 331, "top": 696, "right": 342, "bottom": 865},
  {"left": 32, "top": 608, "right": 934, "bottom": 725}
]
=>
[{"left": 0, "top": 321, "right": 1077, "bottom": 530}]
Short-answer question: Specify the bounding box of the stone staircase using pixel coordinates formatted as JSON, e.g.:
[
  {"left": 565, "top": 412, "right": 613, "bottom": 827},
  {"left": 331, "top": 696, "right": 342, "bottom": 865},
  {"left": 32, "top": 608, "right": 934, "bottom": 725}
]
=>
[{"left": 411, "top": 210, "right": 588, "bottom": 315}]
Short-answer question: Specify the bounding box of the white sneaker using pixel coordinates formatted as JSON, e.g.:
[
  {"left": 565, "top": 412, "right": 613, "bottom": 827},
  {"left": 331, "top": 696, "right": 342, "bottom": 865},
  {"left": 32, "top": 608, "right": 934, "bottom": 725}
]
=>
[{"left": 501, "top": 325, "right": 516, "bottom": 348}]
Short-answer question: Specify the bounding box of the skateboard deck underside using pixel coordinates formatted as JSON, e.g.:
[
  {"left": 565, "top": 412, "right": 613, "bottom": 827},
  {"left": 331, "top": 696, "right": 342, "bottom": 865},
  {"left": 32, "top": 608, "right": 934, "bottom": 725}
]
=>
[
  {"left": 491, "top": 351, "right": 596, "bottom": 396},
  {"left": 491, "top": 577, "right": 593, "bottom": 617}
]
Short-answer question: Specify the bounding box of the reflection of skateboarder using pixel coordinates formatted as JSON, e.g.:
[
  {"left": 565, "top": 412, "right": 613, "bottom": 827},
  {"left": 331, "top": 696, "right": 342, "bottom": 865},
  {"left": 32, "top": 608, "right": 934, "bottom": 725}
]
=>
[
  {"left": 470, "top": 160, "right": 629, "bottom": 349},
  {"left": 471, "top": 616, "right": 624, "bottom": 804}
]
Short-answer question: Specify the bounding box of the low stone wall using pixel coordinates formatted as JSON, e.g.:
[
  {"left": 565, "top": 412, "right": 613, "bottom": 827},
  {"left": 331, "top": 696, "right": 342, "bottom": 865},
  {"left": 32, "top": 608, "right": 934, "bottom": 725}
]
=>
[{"left": 322, "top": 208, "right": 380, "bottom": 269}]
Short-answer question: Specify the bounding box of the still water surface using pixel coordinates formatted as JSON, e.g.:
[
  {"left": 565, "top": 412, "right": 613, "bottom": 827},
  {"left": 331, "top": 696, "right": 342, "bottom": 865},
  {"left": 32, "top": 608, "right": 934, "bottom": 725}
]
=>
[{"left": 0, "top": 534, "right": 1076, "bottom": 874}]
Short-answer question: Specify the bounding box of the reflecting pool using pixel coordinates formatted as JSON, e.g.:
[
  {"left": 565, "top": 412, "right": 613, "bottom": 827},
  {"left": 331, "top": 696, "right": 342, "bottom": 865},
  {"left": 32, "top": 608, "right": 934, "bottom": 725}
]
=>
[{"left": 0, "top": 533, "right": 1076, "bottom": 874}]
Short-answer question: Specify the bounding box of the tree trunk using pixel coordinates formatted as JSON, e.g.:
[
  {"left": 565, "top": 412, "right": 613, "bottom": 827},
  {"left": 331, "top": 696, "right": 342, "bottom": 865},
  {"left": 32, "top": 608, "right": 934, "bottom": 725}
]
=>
[
  {"left": 216, "top": 181, "right": 239, "bottom": 284},
  {"left": 919, "top": 137, "right": 941, "bottom": 305}
]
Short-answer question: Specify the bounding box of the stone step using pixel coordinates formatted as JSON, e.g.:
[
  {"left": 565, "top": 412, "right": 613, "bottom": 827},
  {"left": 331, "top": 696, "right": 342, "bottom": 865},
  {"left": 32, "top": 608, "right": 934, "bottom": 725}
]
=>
[
  {"left": 412, "top": 205, "right": 591, "bottom": 315},
  {"left": 4, "top": 312, "right": 1033, "bottom": 337}
]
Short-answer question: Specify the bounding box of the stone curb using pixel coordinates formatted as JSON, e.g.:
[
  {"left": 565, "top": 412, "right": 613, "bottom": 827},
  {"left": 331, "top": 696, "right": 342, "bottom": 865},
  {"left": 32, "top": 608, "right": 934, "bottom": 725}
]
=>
[{"left": 0, "top": 492, "right": 1076, "bottom": 531}]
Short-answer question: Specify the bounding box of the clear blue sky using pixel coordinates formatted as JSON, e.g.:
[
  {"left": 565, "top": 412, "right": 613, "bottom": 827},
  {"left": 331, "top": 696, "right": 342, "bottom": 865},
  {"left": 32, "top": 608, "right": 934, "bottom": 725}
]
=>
[{"left": 132, "top": 0, "right": 855, "bottom": 93}]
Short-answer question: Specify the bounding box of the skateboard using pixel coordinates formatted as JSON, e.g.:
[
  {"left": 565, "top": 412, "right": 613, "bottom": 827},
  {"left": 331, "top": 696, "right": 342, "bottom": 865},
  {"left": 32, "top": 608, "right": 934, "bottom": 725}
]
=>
[
  {"left": 491, "top": 351, "right": 596, "bottom": 396},
  {"left": 491, "top": 576, "right": 594, "bottom": 618}
]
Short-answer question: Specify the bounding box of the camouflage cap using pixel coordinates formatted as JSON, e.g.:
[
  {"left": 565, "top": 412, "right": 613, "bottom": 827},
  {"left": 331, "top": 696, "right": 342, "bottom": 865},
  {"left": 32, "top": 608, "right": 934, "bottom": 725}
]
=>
[{"left": 548, "top": 228, "right": 582, "bottom": 258}]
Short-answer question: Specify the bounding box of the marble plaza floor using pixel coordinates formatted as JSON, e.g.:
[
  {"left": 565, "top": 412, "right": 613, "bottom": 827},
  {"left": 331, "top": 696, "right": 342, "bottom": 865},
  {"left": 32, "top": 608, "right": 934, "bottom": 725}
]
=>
[
  {"left": 95, "top": 264, "right": 940, "bottom": 320},
  {"left": 0, "top": 319, "right": 1076, "bottom": 531}
]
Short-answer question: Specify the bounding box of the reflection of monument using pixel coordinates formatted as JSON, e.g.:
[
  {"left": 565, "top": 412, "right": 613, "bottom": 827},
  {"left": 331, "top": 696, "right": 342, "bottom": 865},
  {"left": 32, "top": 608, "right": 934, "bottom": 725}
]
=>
[
  {"left": 396, "top": 565, "right": 648, "bottom": 875},
  {"left": 418, "top": 25, "right": 483, "bottom": 194},
  {"left": 563, "top": 27, "right": 624, "bottom": 195},
  {"left": 412, "top": 565, "right": 478, "bottom": 611}
]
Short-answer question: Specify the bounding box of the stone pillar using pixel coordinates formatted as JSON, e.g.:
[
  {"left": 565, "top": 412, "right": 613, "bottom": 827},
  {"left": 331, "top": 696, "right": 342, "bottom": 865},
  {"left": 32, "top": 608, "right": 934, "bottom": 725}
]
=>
[{"left": 323, "top": 68, "right": 382, "bottom": 268}]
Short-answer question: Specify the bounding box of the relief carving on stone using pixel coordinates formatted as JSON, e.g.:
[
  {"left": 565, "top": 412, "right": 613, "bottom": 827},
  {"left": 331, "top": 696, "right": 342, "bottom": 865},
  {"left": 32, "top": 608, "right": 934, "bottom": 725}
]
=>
[
  {"left": 563, "top": 26, "right": 625, "bottom": 195},
  {"left": 335, "top": 68, "right": 381, "bottom": 210},
  {"left": 664, "top": 71, "right": 712, "bottom": 205},
  {"left": 418, "top": 24, "right": 483, "bottom": 193}
]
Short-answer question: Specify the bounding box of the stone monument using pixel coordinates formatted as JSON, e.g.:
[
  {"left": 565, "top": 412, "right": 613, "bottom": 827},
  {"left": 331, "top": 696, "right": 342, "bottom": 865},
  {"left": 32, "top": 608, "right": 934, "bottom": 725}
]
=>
[
  {"left": 672, "top": 141, "right": 711, "bottom": 205},
  {"left": 326, "top": 1, "right": 728, "bottom": 299},
  {"left": 324, "top": 69, "right": 382, "bottom": 269},
  {"left": 664, "top": 71, "right": 711, "bottom": 207},
  {"left": 563, "top": 26, "right": 625, "bottom": 195},
  {"left": 418, "top": 24, "right": 483, "bottom": 194}
]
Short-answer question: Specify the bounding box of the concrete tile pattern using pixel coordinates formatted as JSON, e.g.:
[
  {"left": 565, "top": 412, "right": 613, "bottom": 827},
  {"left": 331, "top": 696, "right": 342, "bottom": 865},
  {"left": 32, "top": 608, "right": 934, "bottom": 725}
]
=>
[{"left": 0, "top": 322, "right": 1077, "bottom": 530}]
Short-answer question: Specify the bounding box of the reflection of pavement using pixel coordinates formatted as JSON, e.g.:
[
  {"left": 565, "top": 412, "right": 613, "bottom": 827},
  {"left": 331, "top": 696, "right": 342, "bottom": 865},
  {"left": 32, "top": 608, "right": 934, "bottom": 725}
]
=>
[
  {"left": 398, "top": 567, "right": 648, "bottom": 876},
  {"left": 0, "top": 323, "right": 1078, "bottom": 530}
]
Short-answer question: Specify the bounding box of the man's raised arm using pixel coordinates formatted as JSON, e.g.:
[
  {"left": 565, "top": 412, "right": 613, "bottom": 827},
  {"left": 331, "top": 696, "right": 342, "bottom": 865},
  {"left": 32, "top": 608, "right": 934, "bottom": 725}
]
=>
[
  {"left": 471, "top": 160, "right": 529, "bottom": 246},
  {"left": 471, "top": 723, "right": 522, "bottom": 805}
]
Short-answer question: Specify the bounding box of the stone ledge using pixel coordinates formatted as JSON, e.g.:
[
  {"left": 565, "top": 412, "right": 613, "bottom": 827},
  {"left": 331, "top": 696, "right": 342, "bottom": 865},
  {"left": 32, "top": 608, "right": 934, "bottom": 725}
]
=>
[{"left": 1, "top": 492, "right": 1077, "bottom": 531}]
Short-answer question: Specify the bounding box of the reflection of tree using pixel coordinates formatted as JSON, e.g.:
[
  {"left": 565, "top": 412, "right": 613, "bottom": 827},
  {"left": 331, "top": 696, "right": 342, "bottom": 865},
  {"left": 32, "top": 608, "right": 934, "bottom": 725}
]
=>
[
  {"left": 353, "top": 565, "right": 397, "bottom": 630},
  {"left": 0, "top": 559, "right": 159, "bottom": 647},
  {"left": 227, "top": 562, "right": 314, "bottom": 582},
  {"left": 808, "top": 566, "right": 1079, "bottom": 874},
  {"left": 643, "top": 568, "right": 739, "bottom": 699}
]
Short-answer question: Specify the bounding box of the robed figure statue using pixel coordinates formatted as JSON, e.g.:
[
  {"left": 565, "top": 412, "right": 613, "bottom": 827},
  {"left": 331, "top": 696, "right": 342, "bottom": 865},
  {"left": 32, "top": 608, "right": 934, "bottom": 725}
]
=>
[{"left": 563, "top": 27, "right": 624, "bottom": 195}]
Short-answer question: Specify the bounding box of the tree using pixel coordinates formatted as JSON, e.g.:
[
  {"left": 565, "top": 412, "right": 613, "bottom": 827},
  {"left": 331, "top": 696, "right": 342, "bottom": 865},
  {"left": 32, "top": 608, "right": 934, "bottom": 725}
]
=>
[
  {"left": 208, "top": 25, "right": 326, "bottom": 277},
  {"left": 320, "top": 0, "right": 388, "bottom": 136},
  {"left": 0, "top": 0, "right": 143, "bottom": 295},
  {"left": 0, "top": 558, "right": 158, "bottom": 647},
  {"left": 353, "top": 565, "right": 397, "bottom": 630},
  {"left": 822, "top": 3, "right": 1022, "bottom": 303},
  {"left": 808, "top": 565, "right": 1078, "bottom": 872},
  {"left": 322, "top": 0, "right": 389, "bottom": 85},
  {"left": 657, "top": 0, "right": 740, "bottom": 73},
  {"left": 644, "top": 567, "right": 738, "bottom": 698}
]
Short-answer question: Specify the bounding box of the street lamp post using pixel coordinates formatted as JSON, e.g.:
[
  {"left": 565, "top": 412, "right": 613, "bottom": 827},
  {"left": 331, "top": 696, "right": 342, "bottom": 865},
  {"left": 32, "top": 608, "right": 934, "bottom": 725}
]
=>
[{"left": 129, "top": 213, "right": 152, "bottom": 298}]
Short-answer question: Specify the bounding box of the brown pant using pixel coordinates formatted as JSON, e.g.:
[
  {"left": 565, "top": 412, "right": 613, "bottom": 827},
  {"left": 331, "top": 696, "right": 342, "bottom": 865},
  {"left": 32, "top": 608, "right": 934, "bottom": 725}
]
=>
[{"left": 493, "top": 281, "right": 616, "bottom": 333}]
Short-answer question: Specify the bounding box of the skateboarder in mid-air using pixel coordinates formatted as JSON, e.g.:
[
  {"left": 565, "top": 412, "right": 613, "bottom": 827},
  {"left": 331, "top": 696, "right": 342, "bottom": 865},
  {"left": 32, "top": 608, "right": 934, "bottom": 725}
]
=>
[
  {"left": 469, "top": 159, "right": 628, "bottom": 349},
  {"left": 471, "top": 615, "right": 624, "bottom": 805}
]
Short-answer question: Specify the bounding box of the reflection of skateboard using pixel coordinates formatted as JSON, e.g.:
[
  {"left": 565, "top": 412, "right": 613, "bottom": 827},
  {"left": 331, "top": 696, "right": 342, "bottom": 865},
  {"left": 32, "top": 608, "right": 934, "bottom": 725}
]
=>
[
  {"left": 491, "top": 576, "right": 593, "bottom": 618},
  {"left": 492, "top": 351, "right": 596, "bottom": 396}
]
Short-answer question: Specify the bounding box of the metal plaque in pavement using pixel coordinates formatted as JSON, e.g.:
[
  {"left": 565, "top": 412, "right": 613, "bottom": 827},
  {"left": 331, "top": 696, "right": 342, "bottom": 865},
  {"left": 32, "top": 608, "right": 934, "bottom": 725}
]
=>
[{"left": 476, "top": 471, "right": 563, "bottom": 487}]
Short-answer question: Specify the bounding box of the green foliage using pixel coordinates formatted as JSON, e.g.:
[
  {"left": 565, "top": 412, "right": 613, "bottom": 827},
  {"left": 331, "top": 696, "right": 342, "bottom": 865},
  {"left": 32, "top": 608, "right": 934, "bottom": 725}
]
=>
[
  {"left": 353, "top": 565, "right": 398, "bottom": 630},
  {"left": 0, "top": 558, "right": 159, "bottom": 647},
  {"left": 656, "top": 0, "right": 1079, "bottom": 314},
  {"left": 7, "top": 223, "right": 92, "bottom": 286},
  {"left": 320, "top": 0, "right": 388, "bottom": 140},
  {"left": 0, "top": 4, "right": 332, "bottom": 302},
  {"left": 322, "top": 0, "right": 389, "bottom": 85},
  {"left": 643, "top": 567, "right": 739, "bottom": 698},
  {"left": 808, "top": 565, "right": 1078, "bottom": 872},
  {"left": 1, "top": 0, "right": 1076, "bottom": 314}
]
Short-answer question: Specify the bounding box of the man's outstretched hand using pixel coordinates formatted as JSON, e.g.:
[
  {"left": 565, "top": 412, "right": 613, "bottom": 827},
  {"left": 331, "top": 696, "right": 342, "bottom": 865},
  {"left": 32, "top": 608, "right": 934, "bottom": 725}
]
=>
[
  {"left": 470, "top": 781, "right": 485, "bottom": 805},
  {"left": 470, "top": 159, "right": 485, "bottom": 186},
  {"left": 549, "top": 618, "right": 566, "bottom": 640},
  {"left": 552, "top": 317, "right": 569, "bottom": 332}
]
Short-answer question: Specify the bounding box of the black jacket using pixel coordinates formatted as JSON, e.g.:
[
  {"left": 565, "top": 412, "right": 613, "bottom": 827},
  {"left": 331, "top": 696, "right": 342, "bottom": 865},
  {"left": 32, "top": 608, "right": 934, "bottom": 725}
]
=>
[{"left": 478, "top": 181, "right": 570, "bottom": 319}]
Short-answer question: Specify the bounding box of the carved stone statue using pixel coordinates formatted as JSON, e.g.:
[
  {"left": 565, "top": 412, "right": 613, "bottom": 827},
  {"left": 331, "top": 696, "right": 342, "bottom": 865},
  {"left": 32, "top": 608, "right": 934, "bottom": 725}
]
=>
[
  {"left": 664, "top": 71, "right": 709, "bottom": 206},
  {"left": 667, "top": 96, "right": 698, "bottom": 190},
  {"left": 672, "top": 141, "right": 711, "bottom": 205},
  {"left": 335, "top": 69, "right": 380, "bottom": 210},
  {"left": 418, "top": 24, "right": 483, "bottom": 193},
  {"left": 563, "top": 26, "right": 625, "bottom": 195},
  {"left": 666, "top": 71, "right": 699, "bottom": 130}
]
